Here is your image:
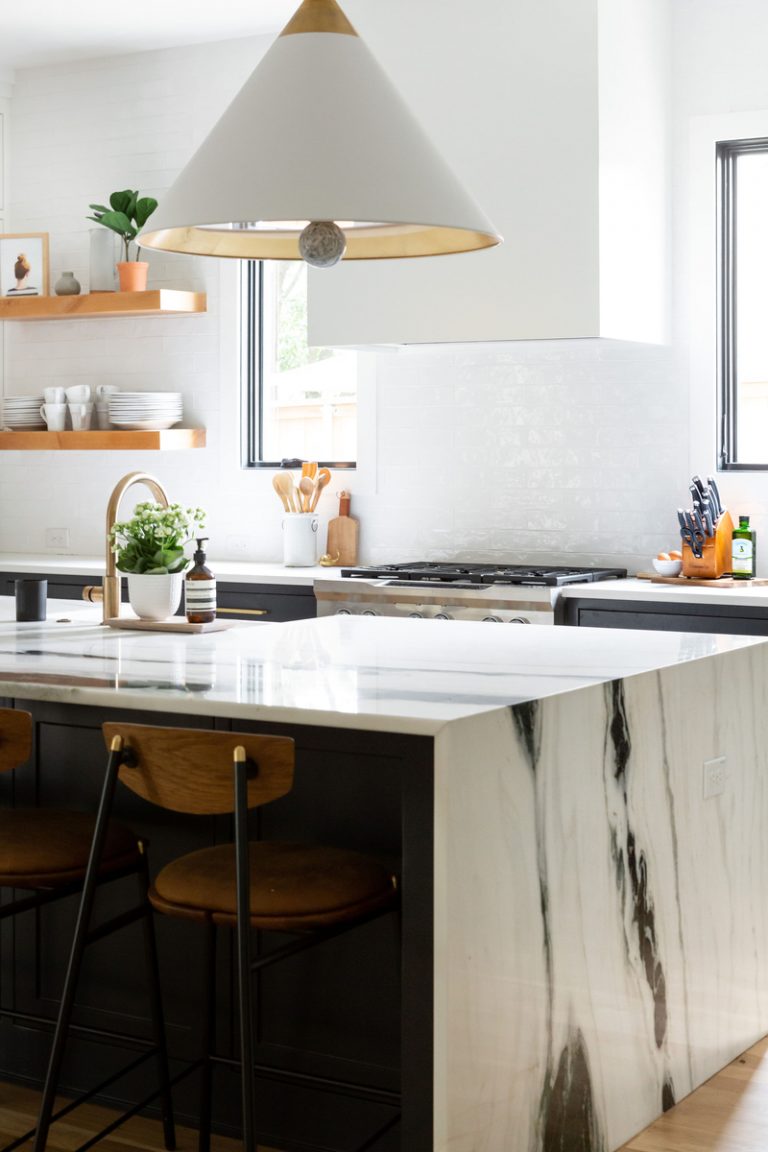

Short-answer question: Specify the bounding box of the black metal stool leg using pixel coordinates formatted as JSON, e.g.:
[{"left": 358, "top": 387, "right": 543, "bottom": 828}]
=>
[
  {"left": 139, "top": 852, "right": 176, "bottom": 1151},
  {"left": 197, "top": 921, "right": 217, "bottom": 1152},
  {"left": 33, "top": 745, "right": 124, "bottom": 1152},
  {"left": 234, "top": 753, "right": 256, "bottom": 1152}
]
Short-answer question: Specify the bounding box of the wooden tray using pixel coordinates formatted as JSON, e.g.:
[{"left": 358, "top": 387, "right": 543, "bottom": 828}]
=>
[{"left": 105, "top": 617, "right": 234, "bottom": 633}]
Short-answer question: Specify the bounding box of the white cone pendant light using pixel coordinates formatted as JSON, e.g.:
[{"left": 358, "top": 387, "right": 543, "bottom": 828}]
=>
[{"left": 140, "top": 0, "right": 501, "bottom": 266}]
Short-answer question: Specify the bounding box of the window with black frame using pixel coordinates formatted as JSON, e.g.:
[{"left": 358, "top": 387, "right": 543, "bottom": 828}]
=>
[
  {"left": 241, "top": 261, "right": 357, "bottom": 468},
  {"left": 718, "top": 136, "right": 768, "bottom": 470}
]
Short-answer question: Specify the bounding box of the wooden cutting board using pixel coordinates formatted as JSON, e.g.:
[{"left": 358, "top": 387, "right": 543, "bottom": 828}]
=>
[
  {"left": 325, "top": 491, "right": 359, "bottom": 566},
  {"left": 105, "top": 617, "right": 234, "bottom": 633},
  {"left": 636, "top": 572, "right": 768, "bottom": 587}
]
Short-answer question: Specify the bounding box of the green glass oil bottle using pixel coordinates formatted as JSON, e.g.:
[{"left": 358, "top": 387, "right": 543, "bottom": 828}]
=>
[{"left": 732, "top": 515, "right": 756, "bottom": 579}]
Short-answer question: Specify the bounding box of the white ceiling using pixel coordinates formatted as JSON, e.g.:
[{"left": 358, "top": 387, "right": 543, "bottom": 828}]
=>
[{"left": 0, "top": 1, "right": 298, "bottom": 70}]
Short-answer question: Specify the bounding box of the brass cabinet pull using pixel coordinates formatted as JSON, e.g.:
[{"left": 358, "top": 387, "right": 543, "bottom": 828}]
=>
[{"left": 214, "top": 607, "right": 270, "bottom": 616}]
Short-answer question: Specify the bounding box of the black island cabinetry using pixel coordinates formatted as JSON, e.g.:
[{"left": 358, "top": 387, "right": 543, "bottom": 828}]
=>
[
  {"left": 1, "top": 571, "right": 317, "bottom": 622},
  {"left": 0, "top": 697, "right": 432, "bottom": 1152}
]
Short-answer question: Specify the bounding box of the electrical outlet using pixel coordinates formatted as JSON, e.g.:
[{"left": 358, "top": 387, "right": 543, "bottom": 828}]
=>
[
  {"left": 226, "top": 535, "right": 250, "bottom": 556},
  {"left": 45, "top": 527, "right": 70, "bottom": 550},
  {"left": 703, "top": 755, "right": 727, "bottom": 799}
]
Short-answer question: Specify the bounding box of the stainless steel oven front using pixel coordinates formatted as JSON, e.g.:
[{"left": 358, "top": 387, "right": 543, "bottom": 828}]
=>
[{"left": 314, "top": 579, "right": 557, "bottom": 624}]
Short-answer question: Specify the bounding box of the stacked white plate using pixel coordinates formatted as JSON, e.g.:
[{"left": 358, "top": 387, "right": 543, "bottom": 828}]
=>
[
  {"left": 2, "top": 395, "right": 46, "bottom": 430},
  {"left": 108, "top": 392, "right": 183, "bottom": 431}
]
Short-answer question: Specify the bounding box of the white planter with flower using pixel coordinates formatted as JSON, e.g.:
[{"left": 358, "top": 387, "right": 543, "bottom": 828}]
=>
[{"left": 109, "top": 501, "right": 206, "bottom": 621}]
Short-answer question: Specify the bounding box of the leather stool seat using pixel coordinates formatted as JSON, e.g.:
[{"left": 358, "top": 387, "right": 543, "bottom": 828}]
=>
[
  {"left": 0, "top": 808, "right": 139, "bottom": 888},
  {"left": 150, "top": 841, "right": 397, "bottom": 931}
]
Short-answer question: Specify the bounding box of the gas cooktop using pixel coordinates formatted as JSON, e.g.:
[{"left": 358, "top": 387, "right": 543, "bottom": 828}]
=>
[{"left": 340, "top": 562, "right": 627, "bottom": 588}]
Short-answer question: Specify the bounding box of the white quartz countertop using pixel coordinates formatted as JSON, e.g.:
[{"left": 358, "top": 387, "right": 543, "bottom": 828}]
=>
[
  {"left": 0, "top": 554, "right": 330, "bottom": 586},
  {"left": 559, "top": 576, "right": 768, "bottom": 608},
  {"left": 0, "top": 596, "right": 761, "bottom": 736}
]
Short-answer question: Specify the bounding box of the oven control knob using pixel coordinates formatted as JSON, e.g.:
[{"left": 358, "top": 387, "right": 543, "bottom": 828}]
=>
[
  {"left": 509, "top": 616, "right": 531, "bottom": 624},
  {"left": 482, "top": 615, "right": 502, "bottom": 623},
  {"left": 362, "top": 609, "right": 379, "bottom": 616},
  {"left": 408, "top": 612, "right": 424, "bottom": 619},
  {"left": 336, "top": 609, "right": 352, "bottom": 615},
  {"left": 434, "top": 612, "right": 453, "bottom": 620}
]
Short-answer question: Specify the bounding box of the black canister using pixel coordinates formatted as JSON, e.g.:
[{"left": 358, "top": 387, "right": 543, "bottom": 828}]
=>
[{"left": 15, "top": 579, "right": 47, "bottom": 622}]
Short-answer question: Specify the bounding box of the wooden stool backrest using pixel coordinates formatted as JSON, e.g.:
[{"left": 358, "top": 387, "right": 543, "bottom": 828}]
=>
[
  {"left": 102, "top": 723, "right": 294, "bottom": 815},
  {"left": 0, "top": 708, "right": 32, "bottom": 774}
]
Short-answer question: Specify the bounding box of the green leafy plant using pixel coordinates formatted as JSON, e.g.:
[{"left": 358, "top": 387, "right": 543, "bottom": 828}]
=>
[
  {"left": 110, "top": 502, "right": 206, "bottom": 574},
  {"left": 87, "top": 190, "right": 158, "bottom": 263}
]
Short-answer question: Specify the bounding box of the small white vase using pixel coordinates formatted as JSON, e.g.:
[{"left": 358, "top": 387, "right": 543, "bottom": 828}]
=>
[{"left": 127, "top": 572, "right": 184, "bottom": 621}]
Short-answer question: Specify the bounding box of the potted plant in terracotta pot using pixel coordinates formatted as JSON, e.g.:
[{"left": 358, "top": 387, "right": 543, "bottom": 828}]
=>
[
  {"left": 87, "top": 190, "right": 158, "bottom": 292},
  {"left": 109, "top": 501, "right": 206, "bottom": 620}
]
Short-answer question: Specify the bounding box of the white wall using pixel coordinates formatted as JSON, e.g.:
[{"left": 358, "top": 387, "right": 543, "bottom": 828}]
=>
[
  {"left": 4, "top": 6, "right": 754, "bottom": 575},
  {"left": 672, "top": 0, "right": 768, "bottom": 568}
]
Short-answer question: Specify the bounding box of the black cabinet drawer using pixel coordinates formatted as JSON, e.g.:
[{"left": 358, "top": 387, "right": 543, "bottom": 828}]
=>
[
  {"left": 3, "top": 574, "right": 91, "bottom": 601},
  {"left": 215, "top": 583, "right": 316, "bottom": 622},
  {"left": 560, "top": 596, "right": 768, "bottom": 636}
]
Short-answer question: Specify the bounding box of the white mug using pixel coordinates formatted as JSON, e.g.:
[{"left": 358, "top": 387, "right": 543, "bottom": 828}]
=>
[
  {"left": 65, "top": 384, "right": 92, "bottom": 404},
  {"left": 282, "top": 513, "right": 319, "bottom": 566},
  {"left": 68, "top": 402, "right": 94, "bottom": 431},
  {"left": 43, "top": 387, "right": 66, "bottom": 404},
  {"left": 95, "top": 384, "right": 119, "bottom": 401},
  {"left": 39, "top": 403, "right": 67, "bottom": 431}
]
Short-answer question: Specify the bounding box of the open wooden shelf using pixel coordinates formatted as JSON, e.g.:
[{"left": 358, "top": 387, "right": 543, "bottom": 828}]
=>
[
  {"left": 0, "top": 290, "right": 206, "bottom": 321},
  {"left": 0, "top": 429, "right": 206, "bottom": 451}
]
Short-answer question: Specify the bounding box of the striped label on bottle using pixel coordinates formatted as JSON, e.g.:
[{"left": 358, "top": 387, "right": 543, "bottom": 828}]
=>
[{"left": 185, "top": 580, "right": 217, "bottom": 612}]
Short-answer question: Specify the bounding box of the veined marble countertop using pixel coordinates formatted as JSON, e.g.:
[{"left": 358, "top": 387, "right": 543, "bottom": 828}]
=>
[
  {"left": 0, "top": 554, "right": 331, "bottom": 586},
  {"left": 559, "top": 575, "right": 768, "bottom": 607},
  {"left": 0, "top": 596, "right": 761, "bottom": 735}
]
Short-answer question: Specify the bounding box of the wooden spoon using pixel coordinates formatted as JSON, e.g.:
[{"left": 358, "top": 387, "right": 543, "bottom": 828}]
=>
[
  {"left": 309, "top": 468, "right": 331, "bottom": 512},
  {"left": 275, "top": 471, "right": 297, "bottom": 513},
  {"left": 299, "top": 476, "right": 314, "bottom": 512},
  {"left": 272, "top": 473, "right": 290, "bottom": 512}
]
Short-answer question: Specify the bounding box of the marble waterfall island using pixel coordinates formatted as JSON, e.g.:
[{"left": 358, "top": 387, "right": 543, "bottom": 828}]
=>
[{"left": 0, "top": 601, "right": 765, "bottom": 1151}]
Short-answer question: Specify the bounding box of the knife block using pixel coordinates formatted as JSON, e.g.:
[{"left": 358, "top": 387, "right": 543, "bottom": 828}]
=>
[{"left": 681, "top": 510, "right": 734, "bottom": 579}]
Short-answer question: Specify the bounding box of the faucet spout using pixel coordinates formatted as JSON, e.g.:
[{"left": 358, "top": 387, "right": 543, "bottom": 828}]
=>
[{"left": 103, "top": 471, "right": 170, "bottom": 623}]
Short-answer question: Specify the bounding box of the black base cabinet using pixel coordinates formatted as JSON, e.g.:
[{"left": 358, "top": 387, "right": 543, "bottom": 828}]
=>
[
  {"left": 558, "top": 595, "right": 768, "bottom": 635},
  {"left": 1, "top": 572, "right": 317, "bottom": 622},
  {"left": 0, "top": 700, "right": 434, "bottom": 1152}
]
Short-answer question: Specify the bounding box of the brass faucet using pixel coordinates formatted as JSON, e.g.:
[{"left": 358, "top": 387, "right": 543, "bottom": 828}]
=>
[{"left": 93, "top": 471, "right": 170, "bottom": 623}]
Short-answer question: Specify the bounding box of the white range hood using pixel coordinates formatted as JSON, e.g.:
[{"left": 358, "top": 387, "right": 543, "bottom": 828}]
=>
[{"left": 308, "top": 0, "right": 670, "bottom": 347}]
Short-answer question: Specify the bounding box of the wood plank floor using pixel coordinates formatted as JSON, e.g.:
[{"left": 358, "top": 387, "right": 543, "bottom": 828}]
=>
[
  {"left": 4, "top": 1039, "right": 768, "bottom": 1152},
  {"left": 620, "top": 1035, "right": 768, "bottom": 1151},
  {"left": 0, "top": 1082, "right": 281, "bottom": 1152}
]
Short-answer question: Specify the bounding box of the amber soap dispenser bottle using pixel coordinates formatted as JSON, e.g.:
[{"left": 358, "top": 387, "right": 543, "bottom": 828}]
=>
[{"left": 185, "top": 538, "right": 217, "bottom": 623}]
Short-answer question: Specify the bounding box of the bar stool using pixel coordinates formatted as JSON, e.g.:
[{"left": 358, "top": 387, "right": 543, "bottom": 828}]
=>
[
  {"left": 0, "top": 708, "right": 176, "bottom": 1152},
  {"left": 83, "top": 722, "right": 400, "bottom": 1152}
]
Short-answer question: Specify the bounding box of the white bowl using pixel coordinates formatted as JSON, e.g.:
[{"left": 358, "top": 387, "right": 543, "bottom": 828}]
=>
[{"left": 652, "top": 558, "right": 682, "bottom": 576}]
